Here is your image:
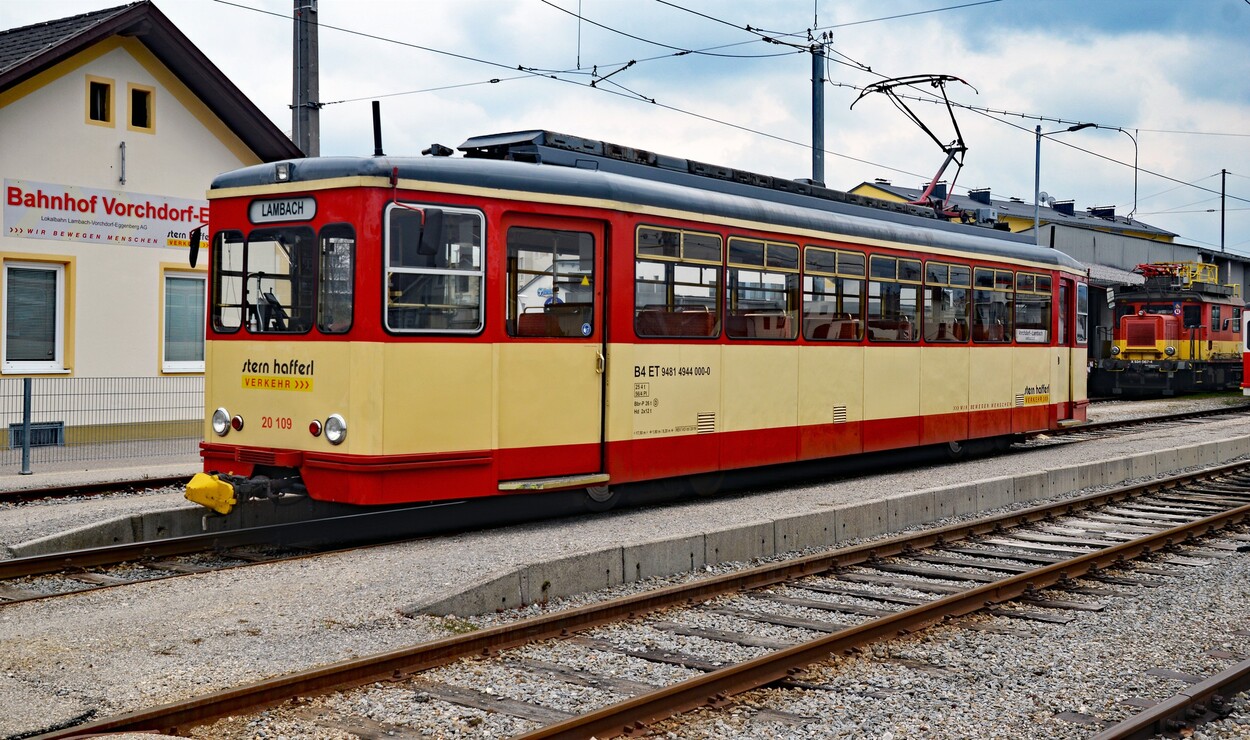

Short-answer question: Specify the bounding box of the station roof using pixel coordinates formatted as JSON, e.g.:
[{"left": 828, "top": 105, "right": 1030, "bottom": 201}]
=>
[{"left": 0, "top": 1, "right": 302, "bottom": 162}]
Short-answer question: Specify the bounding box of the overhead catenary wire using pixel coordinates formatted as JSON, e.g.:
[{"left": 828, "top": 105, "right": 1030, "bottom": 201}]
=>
[{"left": 206, "top": 0, "right": 1246, "bottom": 249}]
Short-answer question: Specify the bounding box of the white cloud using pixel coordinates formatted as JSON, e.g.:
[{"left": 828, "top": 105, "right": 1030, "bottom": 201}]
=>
[{"left": 2, "top": 0, "right": 1246, "bottom": 250}]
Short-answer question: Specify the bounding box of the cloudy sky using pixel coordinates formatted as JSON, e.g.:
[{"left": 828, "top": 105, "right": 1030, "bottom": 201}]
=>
[{"left": 5, "top": 0, "right": 1249, "bottom": 254}]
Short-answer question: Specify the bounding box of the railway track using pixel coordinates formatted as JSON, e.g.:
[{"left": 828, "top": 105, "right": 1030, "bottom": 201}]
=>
[
  {"left": 1020, "top": 401, "right": 1250, "bottom": 447},
  {"left": 0, "top": 476, "right": 187, "bottom": 504},
  {"left": 6, "top": 402, "right": 1245, "bottom": 606},
  {"left": 0, "top": 501, "right": 461, "bottom": 605},
  {"left": 33, "top": 460, "right": 1250, "bottom": 739}
]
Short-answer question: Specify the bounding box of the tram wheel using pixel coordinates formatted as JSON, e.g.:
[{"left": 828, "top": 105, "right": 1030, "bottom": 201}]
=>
[
  {"left": 687, "top": 471, "right": 725, "bottom": 498},
  {"left": 583, "top": 484, "right": 619, "bottom": 512},
  {"left": 945, "top": 440, "right": 966, "bottom": 461}
]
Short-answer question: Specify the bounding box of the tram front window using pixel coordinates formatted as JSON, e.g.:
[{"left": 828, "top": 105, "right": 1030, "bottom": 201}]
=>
[
  {"left": 245, "top": 227, "right": 315, "bottom": 333},
  {"left": 210, "top": 227, "right": 316, "bottom": 333},
  {"left": 386, "top": 204, "right": 484, "bottom": 333}
]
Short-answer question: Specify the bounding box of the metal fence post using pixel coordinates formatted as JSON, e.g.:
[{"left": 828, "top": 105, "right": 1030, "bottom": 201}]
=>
[{"left": 20, "top": 377, "right": 32, "bottom": 475}]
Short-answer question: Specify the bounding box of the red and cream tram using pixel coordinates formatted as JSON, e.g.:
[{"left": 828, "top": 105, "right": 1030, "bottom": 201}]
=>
[{"left": 186, "top": 131, "right": 1089, "bottom": 515}]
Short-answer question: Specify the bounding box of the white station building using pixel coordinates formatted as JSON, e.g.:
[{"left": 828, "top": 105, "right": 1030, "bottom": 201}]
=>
[{"left": 0, "top": 2, "right": 300, "bottom": 452}]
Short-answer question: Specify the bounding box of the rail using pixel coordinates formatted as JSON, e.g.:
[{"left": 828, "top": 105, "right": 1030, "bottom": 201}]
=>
[{"left": 34, "top": 460, "right": 1250, "bottom": 738}]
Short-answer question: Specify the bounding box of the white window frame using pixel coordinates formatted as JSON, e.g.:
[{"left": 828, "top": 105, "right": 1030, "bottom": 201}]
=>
[
  {"left": 3, "top": 261, "right": 66, "bottom": 374},
  {"left": 162, "top": 272, "right": 206, "bottom": 373}
]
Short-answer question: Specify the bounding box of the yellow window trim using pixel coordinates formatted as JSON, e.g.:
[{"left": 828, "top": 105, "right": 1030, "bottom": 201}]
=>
[
  {"left": 85, "top": 74, "right": 114, "bottom": 127},
  {"left": 126, "top": 82, "right": 156, "bottom": 134},
  {"left": 0, "top": 38, "right": 259, "bottom": 166}
]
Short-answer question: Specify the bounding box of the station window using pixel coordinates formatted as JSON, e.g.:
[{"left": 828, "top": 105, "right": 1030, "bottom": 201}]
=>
[
  {"left": 86, "top": 76, "right": 113, "bottom": 126},
  {"left": 386, "top": 204, "right": 483, "bottom": 333},
  {"left": 507, "top": 226, "right": 595, "bottom": 338},
  {"left": 2, "top": 260, "right": 69, "bottom": 374},
  {"left": 802, "top": 247, "right": 863, "bottom": 341},
  {"left": 318, "top": 225, "right": 354, "bottom": 334},
  {"left": 867, "top": 255, "right": 920, "bottom": 342},
  {"left": 923, "top": 262, "right": 970, "bottom": 342},
  {"left": 726, "top": 238, "right": 799, "bottom": 340},
  {"left": 1014, "top": 272, "right": 1052, "bottom": 343},
  {"left": 634, "top": 226, "right": 721, "bottom": 338},
  {"left": 127, "top": 84, "right": 155, "bottom": 132},
  {"left": 972, "top": 268, "right": 1013, "bottom": 343},
  {"left": 162, "top": 270, "right": 205, "bottom": 373}
]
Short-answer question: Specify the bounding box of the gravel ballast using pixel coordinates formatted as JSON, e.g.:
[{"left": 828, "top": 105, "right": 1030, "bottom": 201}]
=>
[{"left": 0, "top": 398, "right": 1247, "bottom": 737}]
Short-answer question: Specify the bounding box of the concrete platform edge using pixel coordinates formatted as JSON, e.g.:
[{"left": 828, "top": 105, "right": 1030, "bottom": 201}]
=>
[{"left": 418, "top": 434, "right": 1250, "bottom": 616}]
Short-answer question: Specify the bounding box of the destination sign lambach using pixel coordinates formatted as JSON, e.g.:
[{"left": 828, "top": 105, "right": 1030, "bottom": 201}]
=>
[{"left": 250, "top": 197, "right": 316, "bottom": 223}]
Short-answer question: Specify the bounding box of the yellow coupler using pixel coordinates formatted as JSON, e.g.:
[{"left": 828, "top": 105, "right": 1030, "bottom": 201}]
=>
[{"left": 185, "top": 472, "right": 238, "bottom": 515}]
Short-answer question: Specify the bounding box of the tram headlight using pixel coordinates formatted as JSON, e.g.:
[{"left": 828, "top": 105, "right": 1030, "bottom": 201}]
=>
[
  {"left": 1165, "top": 346, "right": 1176, "bottom": 356},
  {"left": 324, "top": 413, "right": 347, "bottom": 445},
  {"left": 211, "top": 407, "right": 230, "bottom": 436},
  {"left": 1110, "top": 346, "right": 1120, "bottom": 355}
]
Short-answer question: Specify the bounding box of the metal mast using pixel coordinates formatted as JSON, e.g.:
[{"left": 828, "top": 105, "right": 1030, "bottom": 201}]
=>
[
  {"left": 811, "top": 41, "right": 825, "bottom": 185},
  {"left": 292, "top": 0, "right": 320, "bottom": 156}
]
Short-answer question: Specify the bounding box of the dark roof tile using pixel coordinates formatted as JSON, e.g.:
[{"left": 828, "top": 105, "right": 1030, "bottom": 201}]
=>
[{"left": 0, "top": 1, "right": 301, "bottom": 162}]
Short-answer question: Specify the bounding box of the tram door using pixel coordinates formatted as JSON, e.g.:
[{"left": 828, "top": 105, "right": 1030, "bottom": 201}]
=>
[
  {"left": 496, "top": 215, "right": 606, "bottom": 482},
  {"left": 1053, "top": 278, "right": 1075, "bottom": 420}
]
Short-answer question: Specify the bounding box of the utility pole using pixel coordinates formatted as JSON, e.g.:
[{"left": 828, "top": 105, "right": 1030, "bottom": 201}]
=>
[
  {"left": 292, "top": 0, "right": 320, "bottom": 156},
  {"left": 1221, "top": 168, "right": 1227, "bottom": 253},
  {"left": 810, "top": 41, "right": 825, "bottom": 186}
]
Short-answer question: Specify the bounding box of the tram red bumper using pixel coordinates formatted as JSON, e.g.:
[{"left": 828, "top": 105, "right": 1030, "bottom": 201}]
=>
[{"left": 200, "top": 442, "right": 303, "bottom": 476}]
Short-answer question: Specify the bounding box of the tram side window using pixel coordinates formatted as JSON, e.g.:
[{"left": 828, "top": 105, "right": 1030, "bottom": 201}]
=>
[
  {"left": 923, "top": 262, "right": 970, "bottom": 342},
  {"left": 972, "top": 268, "right": 1013, "bottom": 343},
  {"left": 634, "top": 226, "right": 721, "bottom": 338},
  {"left": 867, "top": 255, "right": 920, "bottom": 342},
  {"left": 1014, "top": 272, "right": 1051, "bottom": 343},
  {"left": 1076, "top": 283, "right": 1089, "bottom": 345},
  {"left": 507, "top": 226, "right": 595, "bottom": 338},
  {"left": 245, "top": 227, "right": 316, "bottom": 333},
  {"left": 1213, "top": 304, "right": 1223, "bottom": 331},
  {"left": 803, "top": 247, "right": 864, "bottom": 341},
  {"left": 318, "top": 225, "right": 354, "bottom": 334},
  {"left": 386, "top": 204, "right": 483, "bottom": 333},
  {"left": 1234, "top": 308, "right": 1242, "bottom": 334},
  {"left": 1058, "top": 283, "right": 1069, "bottom": 345},
  {"left": 726, "top": 238, "right": 799, "bottom": 340},
  {"left": 211, "top": 230, "right": 245, "bottom": 332}
]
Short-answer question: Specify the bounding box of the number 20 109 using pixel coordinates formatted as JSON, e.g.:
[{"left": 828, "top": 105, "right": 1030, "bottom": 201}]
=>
[{"left": 261, "top": 416, "right": 292, "bottom": 430}]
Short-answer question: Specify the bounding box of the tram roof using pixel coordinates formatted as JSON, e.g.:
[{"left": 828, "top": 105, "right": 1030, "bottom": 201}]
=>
[{"left": 211, "top": 130, "right": 1085, "bottom": 272}]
